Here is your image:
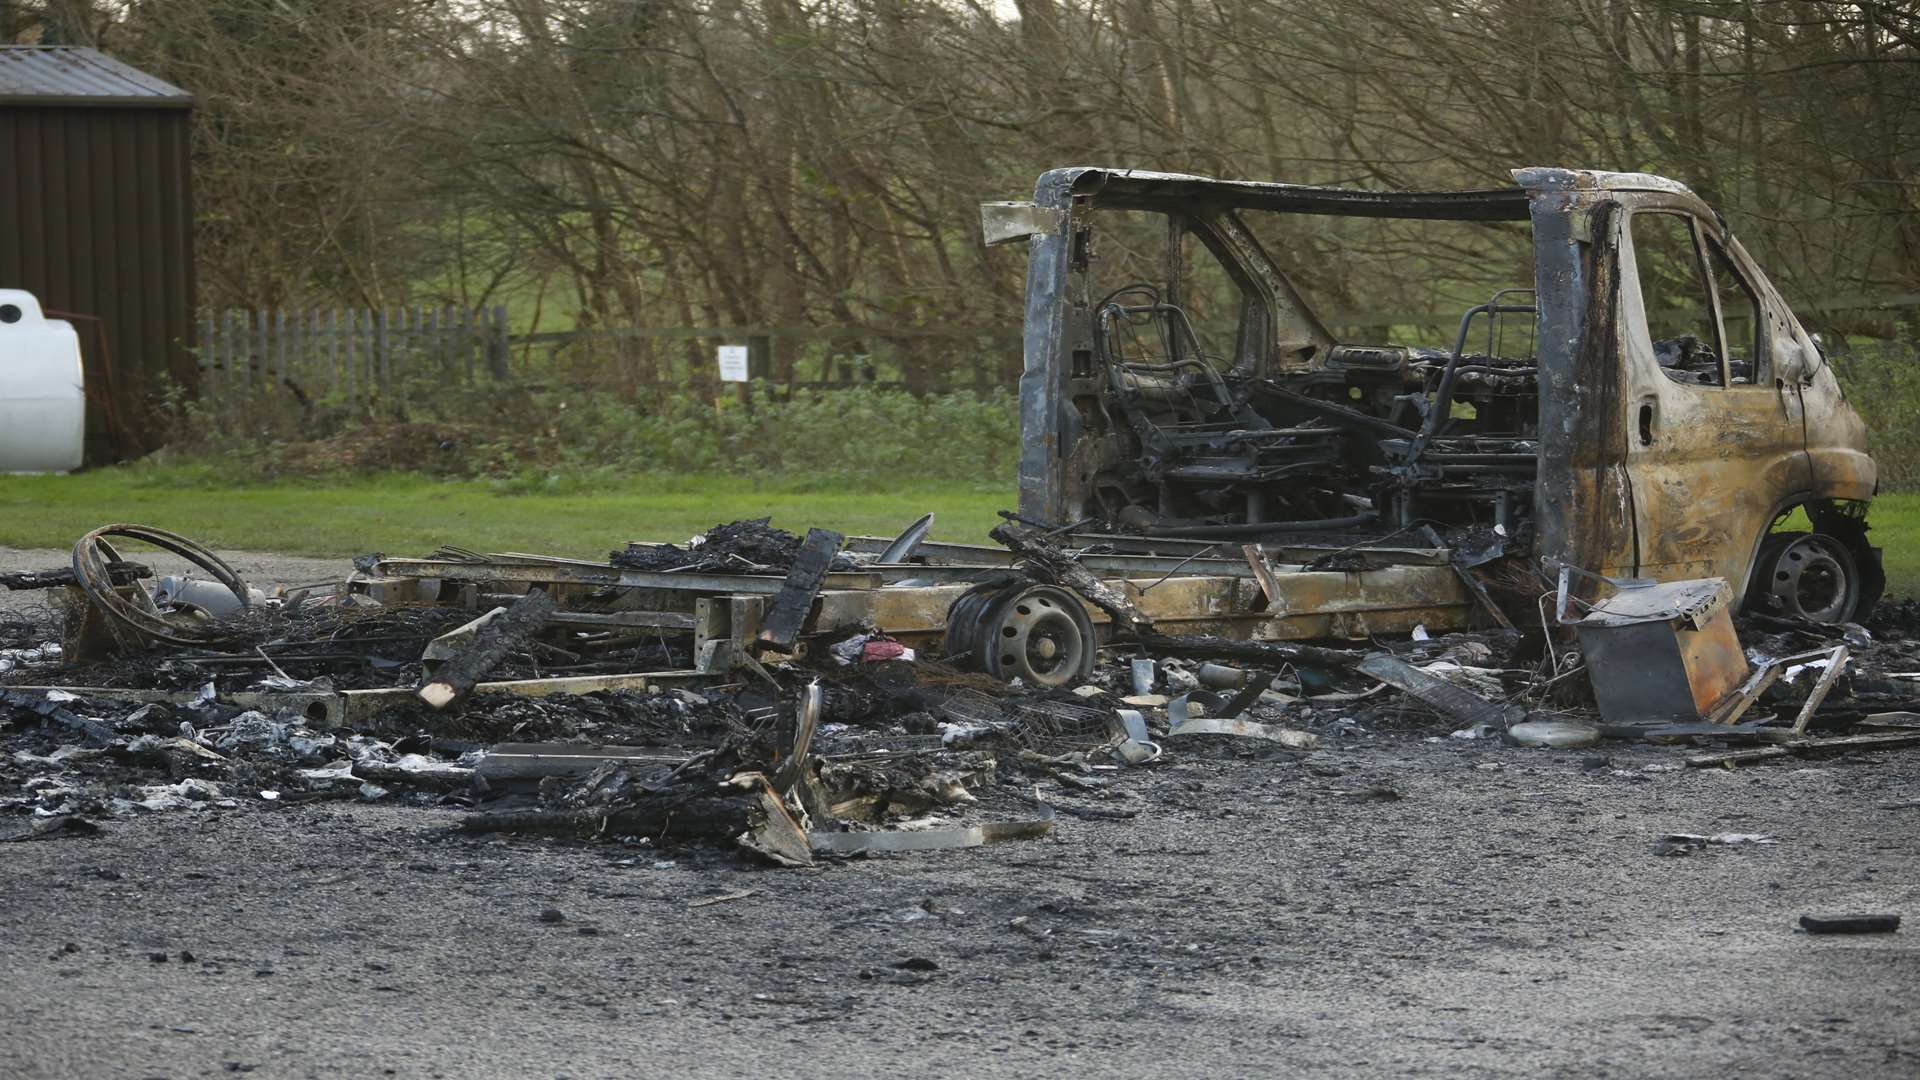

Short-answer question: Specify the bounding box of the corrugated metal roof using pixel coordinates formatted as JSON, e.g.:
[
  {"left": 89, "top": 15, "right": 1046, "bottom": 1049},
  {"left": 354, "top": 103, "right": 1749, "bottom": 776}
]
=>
[{"left": 0, "top": 46, "right": 191, "bottom": 108}]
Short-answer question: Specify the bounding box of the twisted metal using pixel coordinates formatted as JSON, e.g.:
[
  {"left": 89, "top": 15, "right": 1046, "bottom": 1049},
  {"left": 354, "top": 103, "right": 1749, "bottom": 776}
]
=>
[{"left": 69, "top": 524, "right": 253, "bottom": 648}]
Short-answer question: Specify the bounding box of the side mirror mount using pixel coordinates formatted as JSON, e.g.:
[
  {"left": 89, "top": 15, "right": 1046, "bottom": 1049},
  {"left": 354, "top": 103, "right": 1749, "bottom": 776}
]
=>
[
  {"left": 981, "top": 201, "right": 1064, "bottom": 247},
  {"left": 1775, "top": 335, "right": 1824, "bottom": 386}
]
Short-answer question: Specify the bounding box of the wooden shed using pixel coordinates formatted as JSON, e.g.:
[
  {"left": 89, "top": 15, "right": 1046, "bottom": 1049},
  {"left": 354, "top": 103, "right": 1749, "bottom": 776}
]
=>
[{"left": 0, "top": 45, "right": 194, "bottom": 465}]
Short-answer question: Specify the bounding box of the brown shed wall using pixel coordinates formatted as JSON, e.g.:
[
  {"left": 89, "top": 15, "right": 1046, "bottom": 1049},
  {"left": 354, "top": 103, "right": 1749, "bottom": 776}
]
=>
[{"left": 0, "top": 103, "right": 195, "bottom": 464}]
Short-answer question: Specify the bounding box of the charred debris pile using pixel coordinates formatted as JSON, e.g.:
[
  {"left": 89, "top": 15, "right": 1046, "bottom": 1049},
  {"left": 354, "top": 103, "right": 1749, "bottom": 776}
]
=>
[{"left": 3, "top": 518, "right": 1918, "bottom": 863}]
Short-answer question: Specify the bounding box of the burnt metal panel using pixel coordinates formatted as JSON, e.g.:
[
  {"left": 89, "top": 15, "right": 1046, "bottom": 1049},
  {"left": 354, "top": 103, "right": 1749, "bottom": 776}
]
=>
[
  {"left": 1524, "top": 178, "right": 1633, "bottom": 586},
  {"left": 1017, "top": 169, "right": 1079, "bottom": 524},
  {"left": 0, "top": 75, "right": 195, "bottom": 464},
  {"left": 1058, "top": 167, "right": 1532, "bottom": 221}
]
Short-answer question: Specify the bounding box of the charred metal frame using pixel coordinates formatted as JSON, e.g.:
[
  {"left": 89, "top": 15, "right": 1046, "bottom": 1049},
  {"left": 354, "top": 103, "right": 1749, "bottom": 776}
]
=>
[
  {"left": 261, "top": 167, "right": 1877, "bottom": 711},
  {"left": 353, "top": 543, "right": 1474, "bottom": 663},
  {"left": 995, "top": 166, "right": 1878, "bottom": 610}
]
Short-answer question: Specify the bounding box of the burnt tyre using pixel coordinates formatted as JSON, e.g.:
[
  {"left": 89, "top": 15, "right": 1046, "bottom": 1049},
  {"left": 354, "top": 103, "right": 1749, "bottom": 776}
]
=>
[
  {"left": 1808, "top": 503, "right": 1885, "bottom": 622},
  {"left": 1748, "top": 531, "right": 1861, "bottom": 623},
  {"left": 939, "top": 586, "right": 998, "bottom": 662},
  {"left": 968, "top": 584, "right": 1096, "bottom": 688}
]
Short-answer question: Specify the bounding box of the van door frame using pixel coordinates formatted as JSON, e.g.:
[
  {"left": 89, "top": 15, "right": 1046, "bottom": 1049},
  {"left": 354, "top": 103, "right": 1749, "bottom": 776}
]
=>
[{"left": 1611, "top": 193, "right": 1814, "bottom": 590}]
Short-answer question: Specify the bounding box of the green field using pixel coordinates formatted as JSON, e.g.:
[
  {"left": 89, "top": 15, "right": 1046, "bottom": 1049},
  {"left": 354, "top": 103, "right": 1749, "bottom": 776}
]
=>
[
  {"left": 1856, "top": 496, "right": 1920, "bottom": 599},
  {"left": 3, "top": 467, "right": 1917, "bottom": 599},
  {"left": 0, "top": 468, "right": 1012, "bottom": 559}
]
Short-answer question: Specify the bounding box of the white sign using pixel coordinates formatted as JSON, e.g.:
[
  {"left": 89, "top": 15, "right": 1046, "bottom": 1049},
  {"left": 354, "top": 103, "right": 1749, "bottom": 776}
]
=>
[{"left": 717, "top": 344, "right": 750, "bottom": 382}]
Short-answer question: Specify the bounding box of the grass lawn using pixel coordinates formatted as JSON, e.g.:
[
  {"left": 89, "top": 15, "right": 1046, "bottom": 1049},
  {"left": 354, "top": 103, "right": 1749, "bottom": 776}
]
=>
[
  {"left": 0, "top": 467, "right": 1012, "bottom": 559},
  {"left": 1861, "top": 495, "right": 1920, "bottom": 600},
  {"left": 4, "top": 466, "right": 1917, "bottom": 599}
]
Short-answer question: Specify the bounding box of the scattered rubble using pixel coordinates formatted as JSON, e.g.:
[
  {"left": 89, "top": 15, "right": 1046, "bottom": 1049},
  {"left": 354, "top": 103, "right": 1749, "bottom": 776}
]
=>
[
  {"left": 609, "top": 518, "right": 854, "bottom": 575},
  {"left": 5, "top": 517, "right": 1920, "bottom": 881}
]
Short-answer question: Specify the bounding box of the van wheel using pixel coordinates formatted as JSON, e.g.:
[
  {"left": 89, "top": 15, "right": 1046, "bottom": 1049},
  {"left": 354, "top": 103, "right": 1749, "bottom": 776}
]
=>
[
  {"left": 944, "top": 583, "right": 1097, "bottom": 687},
  {"left": 1808, "top": 505, "right": 1884, "bottom": 622},
  {"left": 1748, "top": 531, "right": 1861, "bottom": 624},
  {"left": 980, "top": 585, "right": 1097, "bottom": 688}
]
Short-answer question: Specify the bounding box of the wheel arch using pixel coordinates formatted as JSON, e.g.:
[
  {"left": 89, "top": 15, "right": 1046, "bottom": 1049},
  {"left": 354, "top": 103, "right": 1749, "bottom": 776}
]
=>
[{"left": 1737, "top": 494, "right": 1881, "bottom": 620}]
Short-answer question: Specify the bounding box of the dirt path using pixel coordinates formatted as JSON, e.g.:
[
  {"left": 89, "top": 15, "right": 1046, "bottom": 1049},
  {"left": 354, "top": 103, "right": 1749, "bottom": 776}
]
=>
[{"left": 3, "top": 732, "right": 1916, "bottom": 1078}]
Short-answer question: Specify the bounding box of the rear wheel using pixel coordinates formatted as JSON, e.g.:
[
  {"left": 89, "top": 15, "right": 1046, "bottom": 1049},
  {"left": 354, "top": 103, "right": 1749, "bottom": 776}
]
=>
[
  {"left": 1747, "top": 531, "right": 1861, "bottom": 623},
  {"left": 979, "top": 585, "right": 1096, "bottom": 688},
  {"left": 944, "top": 582, "right": 1097, "bottom": 687}
]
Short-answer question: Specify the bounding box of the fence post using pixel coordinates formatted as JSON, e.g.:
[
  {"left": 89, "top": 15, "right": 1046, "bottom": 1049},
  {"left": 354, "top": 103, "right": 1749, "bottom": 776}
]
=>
[
  {"left": 251, "top": 307, "right": 266, "bottom": 386},
  {"left": 401, "top": 307, "right": 416, "bottom": 405},
  {"left": 235, "top": 309, "right": 247, "bottom": 385},
  {"left": 269, "top": 309, "right": 284, "bottom": 384},
  {"left": 396, "top": 306, "right": 409, "bottom": 384},
  {"left": 238, "top": 310, "right": 252, "bottom": 386},
  {"left": 747, "top": 334, "right": 772, "bottom": 381},
  {"left": 221, "top": 309, "right": 231, "bottom": 385},
  {"left": 196, "top": 313, "right": 212, "bottom": 384},
  {"left": 488, "top": 304, "right": 510, "bottom": 380},
  {"left": 237, "top": 311, "right": 252, "bottom": 386},
  {"left": 375, "top": 309, "right": 390, "bottom": 395},
  {"left": 325, "top": 309, "right": 338, "bottom": 399},
  {"left": 459, "top": 307, "right": 474, "bottom": 383},
  {"left": 336, "top": 307, "right": 351, "bottom": 403}
]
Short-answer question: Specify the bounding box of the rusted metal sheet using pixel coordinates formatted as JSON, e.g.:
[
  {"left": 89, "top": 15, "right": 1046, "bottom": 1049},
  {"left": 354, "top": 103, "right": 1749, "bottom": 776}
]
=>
[
  {"left": 815, "top": 584, "right": 966, "bottom": 642},
  {"left": 368, "top": 538, "right": 1478, "bottom": 661},
  {"left": 1573, "top": 578, "right": 1749, "bottom": 724},
  {"left": 814, "top": 565, "right": 1472, "bottom": 645},
  {"left": 545, "top": 609, "right": 697, "bottom": 631}
]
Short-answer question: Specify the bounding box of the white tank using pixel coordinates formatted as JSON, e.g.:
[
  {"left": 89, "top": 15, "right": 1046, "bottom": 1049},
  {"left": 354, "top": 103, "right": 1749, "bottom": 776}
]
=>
[{"left": 0, "top": 289, "right": 86, "bottom": 473}]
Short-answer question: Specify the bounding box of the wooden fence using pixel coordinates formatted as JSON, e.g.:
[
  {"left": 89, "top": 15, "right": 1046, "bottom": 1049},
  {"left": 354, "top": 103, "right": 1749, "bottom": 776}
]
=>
[
  {"left": 193, "top": 294, "right": 1920, "bottom": 405},
  {"left": 196, "top": 306, "right": 510, "bottom": 401},
  {"left": 193, "top": 309, "right": 1022, "bottom": 400}
]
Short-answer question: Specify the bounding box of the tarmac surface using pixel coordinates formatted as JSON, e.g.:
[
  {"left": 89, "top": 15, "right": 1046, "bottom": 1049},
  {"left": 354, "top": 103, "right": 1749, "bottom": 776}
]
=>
[{"left": 3, "top": 546, "right": 1919, "bottom": 1078}]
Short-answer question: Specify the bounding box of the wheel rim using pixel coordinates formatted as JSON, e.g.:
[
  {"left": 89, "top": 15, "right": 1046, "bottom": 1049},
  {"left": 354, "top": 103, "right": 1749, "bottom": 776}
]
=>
[
  {"left": 1766, "top": 535, "right": 1855, "bottom": 623},
  {"left": 982, "top": 588, "right": 1089, "bottom": 688}
]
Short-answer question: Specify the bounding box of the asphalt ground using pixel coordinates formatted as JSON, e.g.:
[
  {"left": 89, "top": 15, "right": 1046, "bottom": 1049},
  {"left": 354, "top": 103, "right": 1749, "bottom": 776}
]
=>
[{"left": 3, "top": 545, "right": 1917, "bottom": 1078}]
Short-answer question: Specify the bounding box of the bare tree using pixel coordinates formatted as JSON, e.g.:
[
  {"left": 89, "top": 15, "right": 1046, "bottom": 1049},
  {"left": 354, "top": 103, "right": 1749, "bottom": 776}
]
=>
[{"left": 28, "top": 0, "right": 1916, "bottom": 371}]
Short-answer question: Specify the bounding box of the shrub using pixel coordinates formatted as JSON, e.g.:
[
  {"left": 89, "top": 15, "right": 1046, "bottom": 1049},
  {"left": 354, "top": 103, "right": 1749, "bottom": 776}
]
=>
[
  {"left": 1833, "top": 344, "right": 1920, "bottom": 492},
  {"left": 157, "top": 380, "right": 1019, "bottom": 488}
]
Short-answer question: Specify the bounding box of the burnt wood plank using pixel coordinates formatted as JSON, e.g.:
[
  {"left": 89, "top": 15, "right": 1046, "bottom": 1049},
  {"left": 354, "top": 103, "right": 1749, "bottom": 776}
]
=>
[
  {"left": 753, "top": 528, "right": 843, "bottom": 654},
  {"left": 416, "top": 589, "right": 555, "bottom": 710}
]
